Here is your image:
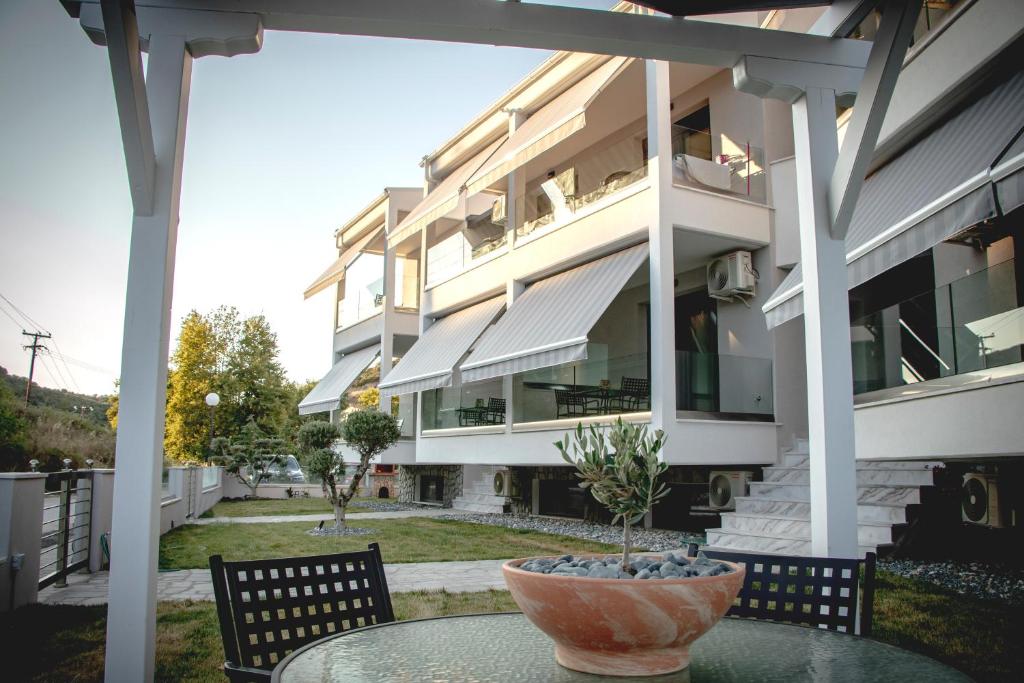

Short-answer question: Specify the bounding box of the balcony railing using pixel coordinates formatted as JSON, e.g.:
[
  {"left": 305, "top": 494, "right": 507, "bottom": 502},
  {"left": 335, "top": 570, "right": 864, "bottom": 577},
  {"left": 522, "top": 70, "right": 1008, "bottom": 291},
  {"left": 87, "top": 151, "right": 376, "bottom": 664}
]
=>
[
  {"left": 671, "top": 125, "right": 766, "bottom": 203},
  {"left": 516, "top": 153, "right": 649, "bottom": 240},
  {"left": 426, "top": 221, "right": 507, "bottom": 288},
  {"left": 676, "top": 351, "right": 774, "bottom": 418},
  {"left": 851, "top": 257, "right": 1023, "bottom": 394},
  {"left": 337, "top": 289, "right": 383, "bottom": 329}
]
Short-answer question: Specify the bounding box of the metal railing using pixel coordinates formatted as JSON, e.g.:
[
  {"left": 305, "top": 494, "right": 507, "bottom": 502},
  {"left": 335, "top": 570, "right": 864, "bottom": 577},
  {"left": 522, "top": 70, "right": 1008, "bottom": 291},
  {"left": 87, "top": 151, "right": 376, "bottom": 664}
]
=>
[{"left": 39, "top": 465, "right": 93, "bottom": 590}]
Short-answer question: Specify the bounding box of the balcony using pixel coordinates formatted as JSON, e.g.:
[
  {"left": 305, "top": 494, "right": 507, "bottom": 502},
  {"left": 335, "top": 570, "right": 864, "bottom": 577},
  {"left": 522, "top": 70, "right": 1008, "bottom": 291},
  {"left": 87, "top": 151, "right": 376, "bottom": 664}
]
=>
[
  {"left": 677, "top": 351, "right": 774, "bottom": 420},
  {"left": 670, "top": 125, "right": 766, "bottom": 203},
  {"left": 425, "top": 214, "right": 508, "bottom": 289}
]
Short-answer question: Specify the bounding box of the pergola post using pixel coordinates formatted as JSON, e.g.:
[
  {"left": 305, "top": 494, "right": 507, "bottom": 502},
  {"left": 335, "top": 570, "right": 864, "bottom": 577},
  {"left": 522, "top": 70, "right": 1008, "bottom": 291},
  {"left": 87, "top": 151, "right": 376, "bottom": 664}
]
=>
[
  {"left": 645, "top": 59, "right": 676, "bottom": 431},
  {"left": 791, "top": 86, "right": 859, "bottom": 558},
  {"left": 104, "top": 33, "right": 192, "bottom": 682}
]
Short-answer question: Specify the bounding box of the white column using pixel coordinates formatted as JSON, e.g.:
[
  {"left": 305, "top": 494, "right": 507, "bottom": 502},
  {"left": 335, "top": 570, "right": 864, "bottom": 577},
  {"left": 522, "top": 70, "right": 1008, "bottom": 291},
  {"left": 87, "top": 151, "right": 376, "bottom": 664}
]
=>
[
  {"left": 380, "top": 199, "right": 398, "bottom": 413},
  {"left": 503, "top": 279, "right": 526, "bottom": 430},
  {"left": 505, "top": 109, "right": 525, "bottom": 251},
  {"left": 104, "top": 35, "right": 192, "bottom": 683},
  {"left": 791, "top": 87, "right": 859, "bottom": 558},
  {"left": 645, "top": 60, "right": 676, "bottom": 431}
]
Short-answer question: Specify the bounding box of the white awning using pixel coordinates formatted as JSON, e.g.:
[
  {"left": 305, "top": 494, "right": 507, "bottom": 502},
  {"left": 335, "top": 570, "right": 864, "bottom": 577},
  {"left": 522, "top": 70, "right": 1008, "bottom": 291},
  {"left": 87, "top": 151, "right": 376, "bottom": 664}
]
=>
[
  {"left": 378, "top": 296, "right": 505, "bottom": 397},
  {"left": 763, "top": 73, "right": 1024, "bottom": 329},
  {"left": 386, "top": 138, "right": 505, "bottom": 249},
  {"left": 460, "top": 243, "right": 648, "bottom": 384},
  {"left": 303, "top": 226, "right": 384, "bottom": 300},
  {"left": 464, "top": 56, "right": 631, "bottom": 196},
  {"left": 298, "top": 344, "right": 380, "bottom": 415}
]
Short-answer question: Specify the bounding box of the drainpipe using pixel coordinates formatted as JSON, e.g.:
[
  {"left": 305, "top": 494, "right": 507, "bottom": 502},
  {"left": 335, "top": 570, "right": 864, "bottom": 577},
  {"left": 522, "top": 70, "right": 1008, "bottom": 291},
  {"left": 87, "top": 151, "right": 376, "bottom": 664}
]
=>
[{"left": 421, "top": 155, "right": 438, "bottom": 194}]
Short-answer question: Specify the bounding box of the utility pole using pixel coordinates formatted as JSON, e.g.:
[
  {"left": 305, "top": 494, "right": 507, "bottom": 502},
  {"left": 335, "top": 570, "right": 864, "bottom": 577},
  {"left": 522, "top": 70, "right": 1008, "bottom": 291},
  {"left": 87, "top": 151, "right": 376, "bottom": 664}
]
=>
[{"left": 22, "top": 330, "right": 51, "bottom": 405}]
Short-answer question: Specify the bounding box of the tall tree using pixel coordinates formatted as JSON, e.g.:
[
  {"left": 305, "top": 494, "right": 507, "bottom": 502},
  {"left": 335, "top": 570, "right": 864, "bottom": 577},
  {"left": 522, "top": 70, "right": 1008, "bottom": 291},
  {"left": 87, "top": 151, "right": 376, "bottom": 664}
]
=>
[
  {"left": 165, "top": 311, "right": 219, "bottom": 463},
  {"left": 222, "top": 315, "right": 290, "bottom": 439}
]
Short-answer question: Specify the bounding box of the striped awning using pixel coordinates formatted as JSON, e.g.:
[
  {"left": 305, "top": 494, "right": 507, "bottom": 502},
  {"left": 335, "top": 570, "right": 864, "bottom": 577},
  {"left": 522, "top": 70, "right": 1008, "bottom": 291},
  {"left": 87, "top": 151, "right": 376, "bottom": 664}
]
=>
[
  {"left": 298, "top": 345, "right": 380, "bottom": 415},
  {"left": 303, "top": 226, "right": 384, "bottom": 300},
  {"left": 386, "top": 138, "right": 505, "bottom": 249},
  {"left": 464, "top": 57, "right": 632, "bottom": 196},
  {"left": 764, "top": 72, "right": 1024, "bottom": 329},
  {"left": 378, "top": 296, "right": 505, "bottom": 397},
  {"left": 993, "top": 129, "right": 1024, "bottom": 215},
  {"left": 460, "top": 243, "right": 648, "bottom": 384}
]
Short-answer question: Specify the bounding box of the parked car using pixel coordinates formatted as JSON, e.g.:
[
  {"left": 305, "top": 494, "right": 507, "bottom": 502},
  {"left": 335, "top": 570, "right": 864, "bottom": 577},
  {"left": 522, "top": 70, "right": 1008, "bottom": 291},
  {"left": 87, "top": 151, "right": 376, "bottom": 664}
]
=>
[{"left": 264, "top": 455, "right": 306, "bottom": 483}]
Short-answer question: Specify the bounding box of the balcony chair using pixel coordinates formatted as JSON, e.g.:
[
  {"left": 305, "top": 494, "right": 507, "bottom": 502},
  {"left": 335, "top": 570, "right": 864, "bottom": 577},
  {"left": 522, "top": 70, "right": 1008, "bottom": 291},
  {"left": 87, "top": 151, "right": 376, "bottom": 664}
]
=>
[
  {"left": 210, "top": 544, "right": 395, "bottom": 682},
  {"left": 485, "top": 397, "right": 506, "bottom": 425},
  {"left": 685, "top": 543, "right": 876, "bottom": 636},
  {"left": 612, "top": 376, "right": 650, "bottom": 412},
  {"left": 555, "top": 389, "right": 600, "bottom": 419}
]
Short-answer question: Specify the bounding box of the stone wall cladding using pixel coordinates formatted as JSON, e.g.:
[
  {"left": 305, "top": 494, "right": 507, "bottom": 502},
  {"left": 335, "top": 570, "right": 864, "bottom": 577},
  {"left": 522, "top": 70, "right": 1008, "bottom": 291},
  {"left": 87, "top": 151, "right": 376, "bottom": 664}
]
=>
[{"left": 396, "top": 465, "right": 464, "bottom": 508}]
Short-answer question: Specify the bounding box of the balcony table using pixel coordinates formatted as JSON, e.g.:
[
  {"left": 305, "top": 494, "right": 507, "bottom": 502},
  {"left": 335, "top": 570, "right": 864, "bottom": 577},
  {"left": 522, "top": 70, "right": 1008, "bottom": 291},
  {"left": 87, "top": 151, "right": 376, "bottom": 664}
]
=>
[{"left": 271, "top": 612, "right": 969, "bottom": 682}]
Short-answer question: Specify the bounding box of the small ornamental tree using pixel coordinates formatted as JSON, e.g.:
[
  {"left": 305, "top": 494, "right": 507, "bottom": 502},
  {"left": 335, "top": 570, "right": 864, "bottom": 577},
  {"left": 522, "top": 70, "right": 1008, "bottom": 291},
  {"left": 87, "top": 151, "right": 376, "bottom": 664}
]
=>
[
  {"left": 303, "top": 411, "right": 399, "bottom": 529},
  {"left": 213, "top": 420, "right": 286, "bottom": 497},
  {"left": 556, "top": 418, "right": 669, "bottom": 571}
]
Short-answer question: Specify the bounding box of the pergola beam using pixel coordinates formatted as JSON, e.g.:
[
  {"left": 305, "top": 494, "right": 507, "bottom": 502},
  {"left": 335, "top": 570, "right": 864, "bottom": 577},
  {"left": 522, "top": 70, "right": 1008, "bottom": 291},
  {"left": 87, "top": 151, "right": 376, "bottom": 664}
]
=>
[
  {"left": 828, "top": 0, "right": 918, "bottom": 239},
  {"left": 810, "top": 0, "right": 879, "bottom": 37},
  {"left": 100, "top": 0, "right": 155, "bottom": 216},
  {"left": 66, "top": 0, "right": 872, "bottom": 71}
]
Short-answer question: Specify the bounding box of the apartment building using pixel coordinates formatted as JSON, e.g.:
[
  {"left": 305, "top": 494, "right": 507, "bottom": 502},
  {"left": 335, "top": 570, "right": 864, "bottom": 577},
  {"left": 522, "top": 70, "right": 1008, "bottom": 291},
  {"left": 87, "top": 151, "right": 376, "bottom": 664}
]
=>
[{"left": 304, "top": 0, "right": 1024, "bottom": 556}]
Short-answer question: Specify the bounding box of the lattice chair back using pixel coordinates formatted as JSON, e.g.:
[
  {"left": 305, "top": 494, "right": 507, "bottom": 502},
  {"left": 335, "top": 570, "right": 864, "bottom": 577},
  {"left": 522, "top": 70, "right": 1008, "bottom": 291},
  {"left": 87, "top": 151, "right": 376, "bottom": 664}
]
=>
[
  {"left": 487, "top": 397, "right": 507, "bottom": 422},
  {"left": 687, "top": 544, "right": 876, "bottom": 636},
  {"left": 620, "top": 376, "right": 650, "bottom": 408},
  {"left": 210, "top": 544, "right": 395, "bottom": 681}
]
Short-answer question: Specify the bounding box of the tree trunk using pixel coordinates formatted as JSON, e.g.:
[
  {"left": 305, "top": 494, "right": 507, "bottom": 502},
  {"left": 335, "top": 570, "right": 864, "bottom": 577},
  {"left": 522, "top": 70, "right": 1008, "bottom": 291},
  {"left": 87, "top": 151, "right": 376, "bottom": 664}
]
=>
[
  {"left": 622, "top": 517, "right": 632, "bottom": 571},
  {"left": 333, "top": 503, "right": 346, "bottom": 530}
]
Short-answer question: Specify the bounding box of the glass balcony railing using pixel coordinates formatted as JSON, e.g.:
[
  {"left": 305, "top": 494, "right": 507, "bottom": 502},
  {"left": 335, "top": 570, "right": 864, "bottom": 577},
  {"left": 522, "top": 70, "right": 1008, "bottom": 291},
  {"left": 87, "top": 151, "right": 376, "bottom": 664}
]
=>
[
  {"left": 338, "top": 289, "right": 384, "bottom": 329},
  {"left": 852, "top": 258, "right": 1024, "bottom": 394},
  {"left": 201, "top": 467, "right": 219, "bottom": 489},
  {"left": 426, "top": 222, "right": 508, "bottom": 288},
  {"left": 513, "top": 352, "right": 650, "bottom": 424},
  {"left": 676, "top": 351, "right": 774, "bottom": 417},
  {"left": 516, "top": 152, "right": 649, "bottom": 240},
  {"left": 671, "top": 125, "right": 766, "bottom": 203},
  {"left": 421, "top": 377, "right": 506, "bottom": 431}
]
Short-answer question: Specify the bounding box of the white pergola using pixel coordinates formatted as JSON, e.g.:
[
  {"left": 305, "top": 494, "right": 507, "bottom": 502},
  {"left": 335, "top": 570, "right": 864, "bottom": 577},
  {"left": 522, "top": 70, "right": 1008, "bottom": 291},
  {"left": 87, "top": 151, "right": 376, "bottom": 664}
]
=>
[{"left": 59, "top": 1, "right": 918, "bottom": 679}]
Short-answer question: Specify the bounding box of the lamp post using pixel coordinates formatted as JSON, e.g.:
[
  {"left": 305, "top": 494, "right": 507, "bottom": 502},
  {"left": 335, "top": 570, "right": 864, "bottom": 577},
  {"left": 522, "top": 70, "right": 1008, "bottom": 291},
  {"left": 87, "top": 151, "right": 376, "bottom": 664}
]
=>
[{"left": 205, "top": 392, "right": 220, "bottom": 455}]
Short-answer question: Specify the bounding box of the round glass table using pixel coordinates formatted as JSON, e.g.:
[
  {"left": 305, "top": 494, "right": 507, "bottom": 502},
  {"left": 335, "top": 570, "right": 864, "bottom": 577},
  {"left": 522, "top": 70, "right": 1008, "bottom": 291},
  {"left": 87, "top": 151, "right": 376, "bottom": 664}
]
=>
[{"left": 272, "top": 612, "right": 971, "bottom": 682}]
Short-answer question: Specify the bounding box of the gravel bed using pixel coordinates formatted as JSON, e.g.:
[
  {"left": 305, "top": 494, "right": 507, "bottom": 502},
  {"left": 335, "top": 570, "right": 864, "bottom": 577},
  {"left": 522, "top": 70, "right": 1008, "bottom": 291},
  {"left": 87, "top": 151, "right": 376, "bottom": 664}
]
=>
[
  {"left": 306, "top": 526, "right": 372, "bottom": 537},
  {"left": 439, "top": 513, "right": 705, "bottom": 551},
  {"left": 352, "top": 500, "right": 430, "bottom": 512},
  {"left": 879, "top": 559, "right": 1024, "bottom": 604}
]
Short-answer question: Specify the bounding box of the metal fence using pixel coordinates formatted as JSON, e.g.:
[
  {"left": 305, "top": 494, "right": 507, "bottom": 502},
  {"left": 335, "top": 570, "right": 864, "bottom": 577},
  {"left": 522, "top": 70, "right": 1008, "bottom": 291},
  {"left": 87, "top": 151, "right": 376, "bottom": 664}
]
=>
[{"left": 39, "top": 468, "right": 93, "bottom": 590}]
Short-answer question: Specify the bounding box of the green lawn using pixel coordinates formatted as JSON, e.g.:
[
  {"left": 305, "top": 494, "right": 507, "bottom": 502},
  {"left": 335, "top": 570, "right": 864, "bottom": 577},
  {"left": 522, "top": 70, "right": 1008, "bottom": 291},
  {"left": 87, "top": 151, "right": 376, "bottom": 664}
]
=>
[
  {"left": 201, "top": 496, "right": 348, "bottom": 518},
  {"left": 159, "top": 517, "right": 621, "bottom": 569},
  {"left": 3, "top": 573, "right": 1018, "bottom": 682}
]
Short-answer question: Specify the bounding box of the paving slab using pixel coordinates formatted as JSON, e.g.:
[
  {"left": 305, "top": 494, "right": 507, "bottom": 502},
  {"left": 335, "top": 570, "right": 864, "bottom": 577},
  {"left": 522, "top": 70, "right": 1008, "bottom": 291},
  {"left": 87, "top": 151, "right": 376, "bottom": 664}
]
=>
[{"left": 39, "top": 559, "right": 509, "bottom": 606}]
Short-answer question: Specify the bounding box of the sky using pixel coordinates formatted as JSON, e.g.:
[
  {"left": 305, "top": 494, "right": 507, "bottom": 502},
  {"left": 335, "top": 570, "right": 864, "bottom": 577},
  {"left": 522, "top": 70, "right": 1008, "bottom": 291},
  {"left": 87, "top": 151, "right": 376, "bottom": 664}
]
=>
[{"left": 0, "top": 0, "right": 612, "bottom": 396}]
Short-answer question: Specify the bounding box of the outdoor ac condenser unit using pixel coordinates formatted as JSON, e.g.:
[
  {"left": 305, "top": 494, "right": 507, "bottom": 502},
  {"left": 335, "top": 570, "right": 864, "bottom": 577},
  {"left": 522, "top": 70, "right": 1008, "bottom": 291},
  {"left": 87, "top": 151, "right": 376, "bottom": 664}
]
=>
[
  {"left": 708, "top": 471, "right": 753, "bottom": 511},
  {"left": 962, "top": 473, "right": 1007, "bottom": 528},
  {"left": 494, "top": 469, "right": 514, "bottom": 497},
  {"left": 707, "top": 250, "right": 756, "bottom": 299},
  {"left": 491, "top": 194, "right": 508, "bottom": 225}
]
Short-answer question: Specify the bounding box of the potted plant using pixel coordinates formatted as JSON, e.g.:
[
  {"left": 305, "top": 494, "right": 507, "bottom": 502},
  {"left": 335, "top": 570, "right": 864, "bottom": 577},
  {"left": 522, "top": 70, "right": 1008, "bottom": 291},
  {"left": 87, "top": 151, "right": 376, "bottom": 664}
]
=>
[{"left": 502, "top": 418, "right": 745, "bottom": 677}]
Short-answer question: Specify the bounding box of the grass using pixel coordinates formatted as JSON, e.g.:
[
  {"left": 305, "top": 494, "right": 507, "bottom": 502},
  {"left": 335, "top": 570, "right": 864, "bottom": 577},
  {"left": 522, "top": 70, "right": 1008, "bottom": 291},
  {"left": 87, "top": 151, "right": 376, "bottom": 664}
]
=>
[
  {"left": 3, "top": 573, "right": 1018, "bottom": 681},
  {"left": 199, "top": 496, "right": 410, "bottom": 518},
  {"left": 0, "top": 591, "right": 519, "bottom": 683},
  {"left": 159, "top": 517, "right": 621, "bottom": 569}
]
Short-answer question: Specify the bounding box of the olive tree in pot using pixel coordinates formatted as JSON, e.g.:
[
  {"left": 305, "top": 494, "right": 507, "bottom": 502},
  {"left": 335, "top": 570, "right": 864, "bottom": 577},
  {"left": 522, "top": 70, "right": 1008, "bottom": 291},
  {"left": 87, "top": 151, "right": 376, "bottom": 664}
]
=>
[
  {"left": 300, "top": 410, "right": 399, "bottom": 530},
  {"left": 502, "top": 417, "right": 745, "bottom": 677}
]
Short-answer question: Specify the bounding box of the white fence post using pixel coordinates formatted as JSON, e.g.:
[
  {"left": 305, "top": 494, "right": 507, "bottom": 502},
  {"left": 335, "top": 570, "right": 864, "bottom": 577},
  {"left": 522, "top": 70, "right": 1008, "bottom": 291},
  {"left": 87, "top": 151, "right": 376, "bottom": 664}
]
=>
[{"left": 0, "top": 473, "right": 47, "bottom": 612}]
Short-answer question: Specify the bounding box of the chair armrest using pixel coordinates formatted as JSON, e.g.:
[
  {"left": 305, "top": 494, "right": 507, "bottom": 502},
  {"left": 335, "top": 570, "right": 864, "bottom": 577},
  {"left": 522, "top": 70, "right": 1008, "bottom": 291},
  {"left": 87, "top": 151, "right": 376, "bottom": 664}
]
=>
[{"left": 224, "top": 662, "right": 272, "bottom": 682}]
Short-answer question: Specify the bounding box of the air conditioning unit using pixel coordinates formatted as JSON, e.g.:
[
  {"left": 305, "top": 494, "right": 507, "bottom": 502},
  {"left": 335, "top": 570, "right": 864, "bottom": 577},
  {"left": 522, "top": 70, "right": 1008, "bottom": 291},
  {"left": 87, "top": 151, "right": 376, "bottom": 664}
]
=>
[
  {"left": 962, "top": 473, "right": 1007, "bottom": 528},
  {"left": 708, "top": 471, "right": 753, "bottom": 511},
  {"left": 707, "top": 250, "right": 756, "bottom": 299},
  {"left": 493, "top": 469, "right": 514, "bottom": 497},
  {"left": 491, "top": 195, "right": 508, "bottom": 226}
]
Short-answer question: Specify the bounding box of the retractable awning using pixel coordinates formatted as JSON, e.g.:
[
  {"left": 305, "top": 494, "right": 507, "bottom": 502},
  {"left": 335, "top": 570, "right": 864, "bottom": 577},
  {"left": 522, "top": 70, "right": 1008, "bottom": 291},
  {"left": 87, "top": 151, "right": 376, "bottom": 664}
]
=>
[
  {"left": 464, "top": 57, "right": 632, "bottom": 196},
  {"left": 298, "top": 344, "right": 380, "bottom": 415},
  {"left": 993, "top": 129, "right": 1024, "bottom": 215},
  {"left": 303, "top": 226, "right": 384, "bottom": 300},
  {"left": 460, "top": 243, "right": 648, "bottom": 384},
  {"left": 378, "top": 296, "right": 505, "bottom": 397},
  {"left": 764, "top": 72, "right": 1024, "bottom": 329},
  {"left": 386, "top": 138, "right": 505, "bottom": 249}
]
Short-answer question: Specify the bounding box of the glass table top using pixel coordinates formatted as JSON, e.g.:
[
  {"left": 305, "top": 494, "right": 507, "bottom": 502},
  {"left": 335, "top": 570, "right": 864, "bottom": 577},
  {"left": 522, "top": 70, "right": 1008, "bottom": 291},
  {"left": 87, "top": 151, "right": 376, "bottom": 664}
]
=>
[{"left": 274, "top": 612, "right": 971, "bottom": 682}]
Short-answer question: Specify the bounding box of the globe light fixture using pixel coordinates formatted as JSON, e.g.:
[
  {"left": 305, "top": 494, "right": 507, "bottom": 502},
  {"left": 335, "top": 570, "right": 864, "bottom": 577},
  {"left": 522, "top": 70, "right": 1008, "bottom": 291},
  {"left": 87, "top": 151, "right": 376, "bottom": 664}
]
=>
[{"left": 205, "top": 392, "right": 220, "bottom": 407}]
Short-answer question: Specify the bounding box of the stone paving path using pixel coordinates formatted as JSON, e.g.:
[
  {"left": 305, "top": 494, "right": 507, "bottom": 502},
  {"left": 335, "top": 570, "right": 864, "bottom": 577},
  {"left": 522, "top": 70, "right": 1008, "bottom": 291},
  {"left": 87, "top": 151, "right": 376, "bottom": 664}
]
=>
[
  {"left": 191, "top": 508, "right": 454, "bottom": 525},
  {"left": 39, "top": 559, "right": 508, "bottom": 606}
]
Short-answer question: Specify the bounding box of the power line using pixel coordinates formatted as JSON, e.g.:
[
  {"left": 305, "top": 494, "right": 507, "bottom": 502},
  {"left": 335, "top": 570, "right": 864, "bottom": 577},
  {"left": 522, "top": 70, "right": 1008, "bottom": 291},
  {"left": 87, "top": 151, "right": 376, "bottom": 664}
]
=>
[
  {"left": 0, "top": 292, "right": 49, "bottom": 334},
  {"left": 0, "top": 301, "right": 22, "bottom": 329},
  {"left": 38, "top": 353, "right": 67, "bottom": 392},
  {"left": 43, "top": 349, "right": 74, "bottom": 392},
  {"left": 49, "top": 340, "right": 81, "bottom": 392}
]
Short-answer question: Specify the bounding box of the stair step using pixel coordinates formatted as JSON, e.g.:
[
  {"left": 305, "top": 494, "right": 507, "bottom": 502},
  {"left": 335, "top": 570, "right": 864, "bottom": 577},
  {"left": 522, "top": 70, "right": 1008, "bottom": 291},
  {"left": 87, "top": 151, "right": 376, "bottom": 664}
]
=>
[
  {"left": 762, "top": 467, "right": 934, "bottom": 487},
  {"left": 748, "top": 481, "right": 920, "bottom": 505},
  {"left": 734, "top": 497, "right": 908, "bottom": 524},
  {"left": 451, "top": 501, "right": 504, "bottom": 514},
  {"left": 719, "top": 513, "right": 894, "bottom": 545},
  {"left": 705, "top": 529, "right": 877, "bottom": 558},
  {"left": 781, "top": 456, "right": 943, "bottom": 471}
]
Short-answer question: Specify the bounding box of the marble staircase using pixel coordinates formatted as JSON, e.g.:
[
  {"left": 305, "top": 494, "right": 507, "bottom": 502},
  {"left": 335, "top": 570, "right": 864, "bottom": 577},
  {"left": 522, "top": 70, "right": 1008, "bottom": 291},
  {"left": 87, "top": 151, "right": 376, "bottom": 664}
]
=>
[
  {"left": 452, "top": 465, "right": 508, "bottom": 514},
  {"left": 705, "top": 439, "right": 943, "bottom": 557}
]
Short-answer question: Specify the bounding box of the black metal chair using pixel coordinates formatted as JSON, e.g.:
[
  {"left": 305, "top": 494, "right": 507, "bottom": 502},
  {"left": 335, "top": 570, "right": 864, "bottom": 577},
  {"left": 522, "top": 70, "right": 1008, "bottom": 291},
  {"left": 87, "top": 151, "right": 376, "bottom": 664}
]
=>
[
  {"left": 210, "top": 544, "right": 395, "bottom": 681},
  {"left": 555, "top": 389, "right": 597, "bottom": 419},
  {"left": 612, "top": 376, "right": 650, "bottom": 412},
  {"left": 686, "top": 544, "right": 876, "bottom": 635},
  {"left": 485, "top": 397, "right": 506, "bottom": 425}
]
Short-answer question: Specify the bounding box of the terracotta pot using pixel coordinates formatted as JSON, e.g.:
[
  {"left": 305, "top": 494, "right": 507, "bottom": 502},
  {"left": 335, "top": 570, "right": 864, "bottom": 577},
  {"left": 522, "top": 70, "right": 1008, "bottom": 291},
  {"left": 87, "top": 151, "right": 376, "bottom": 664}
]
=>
[{"left": 502, "top": 555, "right": 744, "bottom": 677}]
